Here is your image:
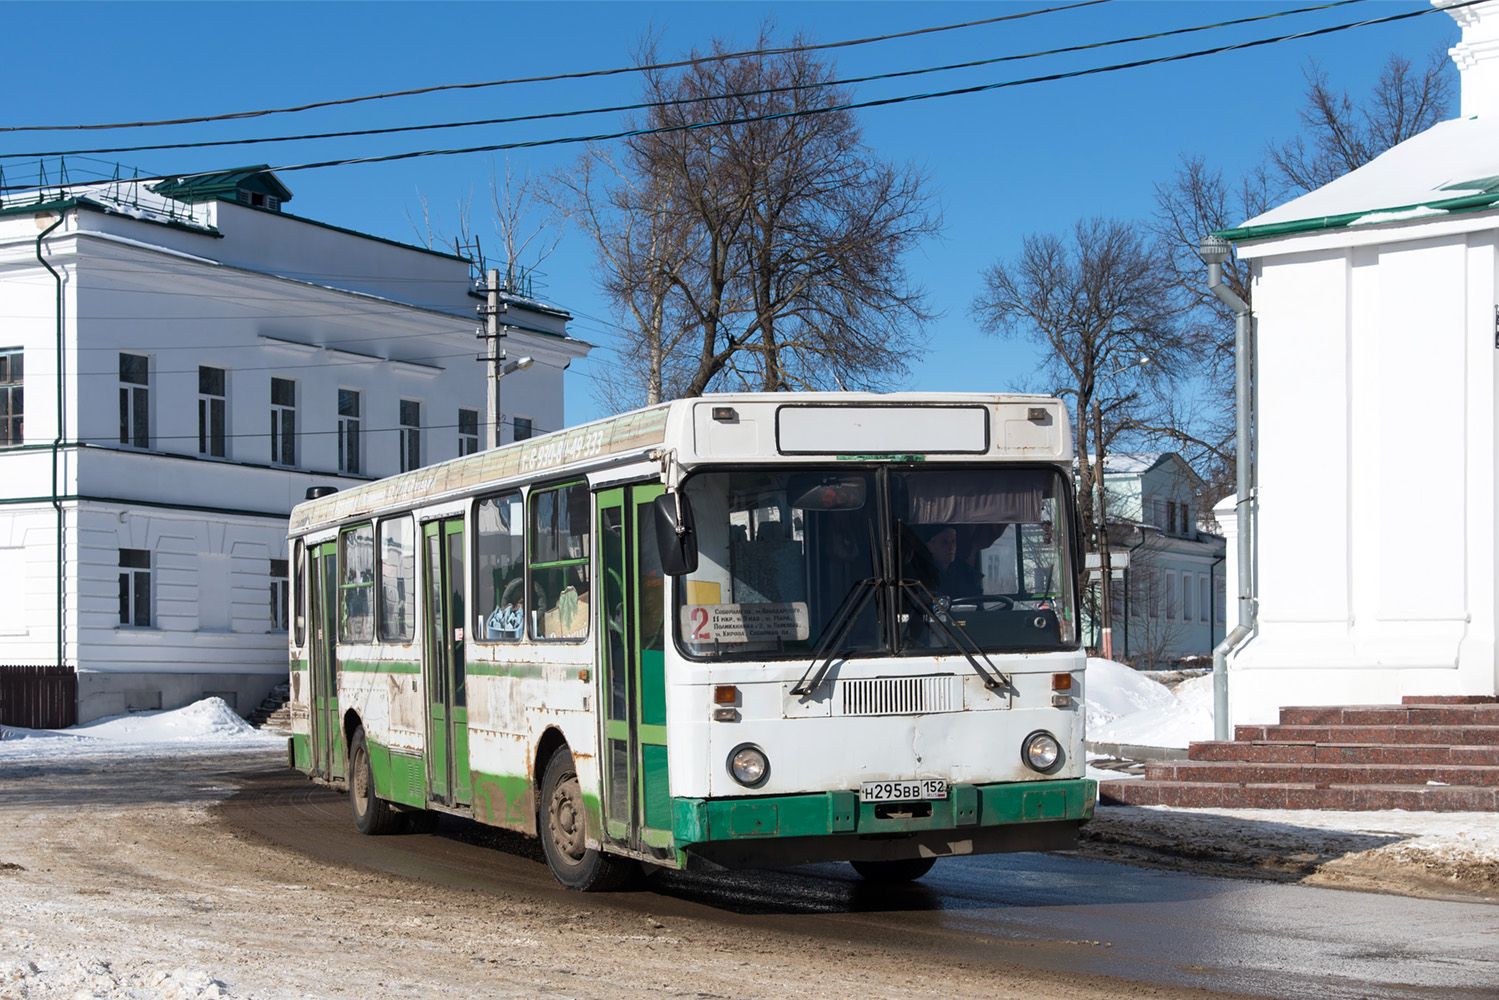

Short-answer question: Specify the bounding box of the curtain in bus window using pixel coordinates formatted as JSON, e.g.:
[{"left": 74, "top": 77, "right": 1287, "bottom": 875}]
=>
[
  {"left": 339, "top": 524, "right": 374, "bottom": 642},
  {"left": 902, "top": 468, "right": 1046, "bottom": 524},
  {"left": 378, "top": 517, "right": 415, "bottom": 642},
  {"left": 476, "top": 492, "right": 524, "bottom": 640}
]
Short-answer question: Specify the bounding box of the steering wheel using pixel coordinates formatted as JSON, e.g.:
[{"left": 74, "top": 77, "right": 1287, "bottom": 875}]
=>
[{"left": 948, "top": 594, "right": 1014, "bottom": 610}]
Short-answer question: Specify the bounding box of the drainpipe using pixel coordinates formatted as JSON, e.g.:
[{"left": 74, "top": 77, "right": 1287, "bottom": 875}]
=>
[
  {"left": 36, "top": 211, "right": 67, "bottom": 678},
  {"left": 1200, "top": 235, "right": 1254, "bottom": 742}
]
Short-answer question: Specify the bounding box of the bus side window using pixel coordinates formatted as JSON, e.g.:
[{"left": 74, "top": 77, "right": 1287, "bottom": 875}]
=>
[
  {"left": 476, "top": 491, "right": 525, "bottom": 641},
  {"left": 530, "top": 482, "right": 590, "bottom": 640}
]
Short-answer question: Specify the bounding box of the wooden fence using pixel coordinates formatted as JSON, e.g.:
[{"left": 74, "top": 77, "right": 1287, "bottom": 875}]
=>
[{"left": 0, "top": 665, "right": 77, "bottom": 730}]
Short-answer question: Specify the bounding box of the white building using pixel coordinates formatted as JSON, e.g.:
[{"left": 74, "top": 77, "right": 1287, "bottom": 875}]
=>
[
  {"left": 1092, "top": 453, "right": 1226, "bottom": 666},
  {"left": 1218, "top": 1, "right": 1499, "bottom": 723},
  {"left": 0, "top": 167, "right": 589, "bottom": 723}
]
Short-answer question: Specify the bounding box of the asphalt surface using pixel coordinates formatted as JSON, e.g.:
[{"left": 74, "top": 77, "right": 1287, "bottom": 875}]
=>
[{"left": 220, "top": 765, "right": 1499, "bottom": 1000}]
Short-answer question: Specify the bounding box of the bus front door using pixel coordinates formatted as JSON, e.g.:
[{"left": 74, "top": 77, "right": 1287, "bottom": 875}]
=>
[
  {"left": 423, "top": 517, "right": 471, "bottom": 807},
  {"left": 308, "top": 541, "right": 344, "bottom": 781},
  {"left": 597, "top": 484, "right": 673, "bottom": 857}
]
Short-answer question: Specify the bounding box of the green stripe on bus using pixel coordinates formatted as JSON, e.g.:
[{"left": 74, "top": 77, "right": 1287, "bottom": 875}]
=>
[
  {"left": 465, "top": 662, "right": 548, "bottom": 680},
  {"left": 671, "top": 778, "right": 1097, "bottom": 844},
  {"left": 337, "top": 659, "right": 421, "bottom": 674}
]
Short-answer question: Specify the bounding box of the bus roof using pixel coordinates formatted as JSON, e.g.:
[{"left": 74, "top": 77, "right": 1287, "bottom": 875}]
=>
[{"left": 289, "top": 392, "right": 1070, "bottom": 534}]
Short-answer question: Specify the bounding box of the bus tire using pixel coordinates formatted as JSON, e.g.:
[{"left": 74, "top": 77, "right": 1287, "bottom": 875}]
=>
[
  {"left": 538, "top": 749, "right": 639, "bottom": 892},
  {"left": 850, "top": 856, "right": 936, "bottom": 883},
  {"left": 349, "top": 727, "right": 399, "bottom": 835}
]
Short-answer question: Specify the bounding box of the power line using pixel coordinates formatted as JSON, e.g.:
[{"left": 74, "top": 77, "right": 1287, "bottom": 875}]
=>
[
  {"left": 0, "top": 1, "right": 1108, "bottom": 135},
  {"left": 3, "top": 0, "right": 1460, "bottom": 193},
  {"left": 0, "top": 0, "right": 1369, "bottom": 162}
]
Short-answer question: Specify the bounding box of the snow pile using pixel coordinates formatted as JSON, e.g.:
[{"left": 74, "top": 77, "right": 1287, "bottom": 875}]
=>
[
  {"left": 0, "top": 958, "right": 233, "bottom": 999},
  {"left": 0, "top": 697, "right": 281, "bottom": 758},
  {"left": 1084, "top": 657, "right": 1212, "bottom": 749}
]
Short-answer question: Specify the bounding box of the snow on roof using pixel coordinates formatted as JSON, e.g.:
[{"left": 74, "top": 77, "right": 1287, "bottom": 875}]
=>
[
  {"left": 1227, "top": 114, "right": 1499, "bottom": 242},
  {"left": 1101, "top": 451, "right": 1168, "bottom": 475}
]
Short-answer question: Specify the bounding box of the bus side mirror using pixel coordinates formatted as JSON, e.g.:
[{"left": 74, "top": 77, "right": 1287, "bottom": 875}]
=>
[{"left": 654, "top": 493, "right": 699, "bottom": 576}]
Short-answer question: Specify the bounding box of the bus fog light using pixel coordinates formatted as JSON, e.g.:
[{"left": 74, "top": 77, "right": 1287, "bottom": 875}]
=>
[
  {"left": 728, "top": 744, "right": 769, "bottom": 787},
  {"left": 1022, "top": 731, "right": 1062, "bottom": 773}
]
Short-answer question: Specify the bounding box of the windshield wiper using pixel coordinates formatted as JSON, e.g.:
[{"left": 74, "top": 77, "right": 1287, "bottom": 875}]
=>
[
  {"left": 790, "top": 576, "right": 880, "bottom": 696},
  {"left": 792, "top": 520, "right": 884, "bottom": 697},
  {"left": 898, "top": 579, "right": 1013, "bottom": 692}
]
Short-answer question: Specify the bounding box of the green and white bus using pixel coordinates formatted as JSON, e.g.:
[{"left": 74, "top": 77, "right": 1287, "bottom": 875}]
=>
[{"left": 287, "top": 392, "right": 1095, "bottom": 889}]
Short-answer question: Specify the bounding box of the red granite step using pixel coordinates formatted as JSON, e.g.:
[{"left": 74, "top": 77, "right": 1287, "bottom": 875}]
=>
[
  {"left": 1143, "top": 759, "right": 1499, "bottom": 787},
  {"left": 1186, "top": 740, "right": 1499, "bottom": 766},
  {"left": 1403, "top": 694, "right": 1498, "bottom": 705},
  {"left": 1234, "top": 723, "right": 1499, "bottom": 746},
  {"left": 1100, "top": 779, "right": 1499, "bottom": 812},
  {"left": 1279, "top": 703, "right": 1499, "bottom": 726}
]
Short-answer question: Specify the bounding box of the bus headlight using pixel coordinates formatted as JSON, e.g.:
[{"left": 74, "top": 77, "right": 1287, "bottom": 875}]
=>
[
  {"left": 728, "top": 744, "right": 770, "bottom": 788},
  {"left": 1022, "top": 731, "right": 1062, "bottom": 773}
]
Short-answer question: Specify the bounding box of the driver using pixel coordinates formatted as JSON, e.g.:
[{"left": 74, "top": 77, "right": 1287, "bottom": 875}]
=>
[{"left": 923, "top": 526, "right": 982, "bottom": 596}]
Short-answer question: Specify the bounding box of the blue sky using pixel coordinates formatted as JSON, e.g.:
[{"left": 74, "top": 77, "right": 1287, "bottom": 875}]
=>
[{"left": 0, "top": 1, "right": 1459, "bottom": 430}]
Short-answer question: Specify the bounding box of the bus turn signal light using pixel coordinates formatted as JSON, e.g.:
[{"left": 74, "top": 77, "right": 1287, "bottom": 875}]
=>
[
  {"left": 714, "top": 685, "right": 738, "bottom": 704},
  {"left": 1052, "top": 673, "right": 1072, "bottom": 691}
]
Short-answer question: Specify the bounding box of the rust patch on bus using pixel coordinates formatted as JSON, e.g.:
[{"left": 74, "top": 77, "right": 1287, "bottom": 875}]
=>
[{"left": 473, "top": 779, "right": 535, "bottom": 834}]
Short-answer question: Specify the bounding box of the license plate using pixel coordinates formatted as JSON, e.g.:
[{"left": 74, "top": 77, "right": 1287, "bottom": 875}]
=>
[{"left": 859, "top": 779, "right": 948, "bottom": 803}]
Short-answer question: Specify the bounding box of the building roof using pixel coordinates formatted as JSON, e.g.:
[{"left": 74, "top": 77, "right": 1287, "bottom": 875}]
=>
[
  {"left": 150, "top": 166, "right": 293, "bottom": 206},
  {"left": 1221, "top": 114, "right": 1499, "bottom": 244}
]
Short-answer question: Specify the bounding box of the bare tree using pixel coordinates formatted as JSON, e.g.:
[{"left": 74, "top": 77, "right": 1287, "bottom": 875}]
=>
[
  {"left": 408, "top": 156, "right": 561, "bottom": 295},
  {"left": 971, "top": 217, "right": 1186, "bottom": 541},
  {"left": 550, "top": 25, "right": 941, "bottom": 407},
  {"left": 1270, "top": 51, "right": 1454, "bottom": 195}
]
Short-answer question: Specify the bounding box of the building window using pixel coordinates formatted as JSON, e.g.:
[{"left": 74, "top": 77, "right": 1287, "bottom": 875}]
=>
[
  {"left": 458, "top": 407, "right": 479, "bottom": 456},
  {"left": 119, "top": 548, "right": 151, "bottom": 627},
  {"left": 399, "top": 399, "right": 421, "bottom": 472},
  {"left": 271, "top": 377, "right": 296, "bottom": 467},
  {"left": 1199, "top": 575, "right": 1210, "bottom": 623},
  {"left": 119, "top": 353, "right": 150, "bottom": 448},
  {"left": 1181, "top": 571, "right": 1193, "bottom": 622},
  {"left": 0, "top": 348, "right": 21, "bottom": 446},
  {"left": 513, "top": 416, "right": 534, "bottom": 442},
  {"left": 270, "top": 558, "right": 289, "bottom": 631},
  {"left": 338, "top": 389, "right": 361, "bottom": 474},
  {"left": 198, "top": 366, "right": 226, "bottom": 458},
  {"left": 1166, "top": 573, "right": 1178, "bottom": 620}
]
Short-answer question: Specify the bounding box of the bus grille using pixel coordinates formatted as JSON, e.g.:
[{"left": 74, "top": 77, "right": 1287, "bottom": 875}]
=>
[{"left": 836, "top": 675, "right": 961, "bottom": 717}]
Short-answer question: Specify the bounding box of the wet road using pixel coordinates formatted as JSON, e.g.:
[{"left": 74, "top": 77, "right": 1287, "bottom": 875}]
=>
[{"left": 222, "top": 767, "right": 1499, "bottom": 1000}]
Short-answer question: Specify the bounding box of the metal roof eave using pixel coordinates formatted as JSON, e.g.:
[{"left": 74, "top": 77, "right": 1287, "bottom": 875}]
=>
[{"left": 1216, "top": 190, "right": 1499, "bottom": 245}]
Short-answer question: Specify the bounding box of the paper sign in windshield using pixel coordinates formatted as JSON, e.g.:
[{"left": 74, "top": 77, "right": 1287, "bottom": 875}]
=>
[{"left": 682, "top": 602, "right": 810, "bottom": 644}]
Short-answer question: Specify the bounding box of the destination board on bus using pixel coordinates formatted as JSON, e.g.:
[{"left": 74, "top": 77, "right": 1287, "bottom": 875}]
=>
[{"left": 681, "top": 602, "right": 811, "bottom": 644}]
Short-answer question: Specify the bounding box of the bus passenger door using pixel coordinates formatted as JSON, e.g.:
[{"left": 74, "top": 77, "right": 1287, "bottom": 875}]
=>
[
  {"left": 597, "top": 484, "right": 673, "bottom": 856},
  {"left": 308, "top": 541, "right": 344, "bottom": 781},
  {"left": 423, "top": 517, "right": 471, "bottom": 807}
]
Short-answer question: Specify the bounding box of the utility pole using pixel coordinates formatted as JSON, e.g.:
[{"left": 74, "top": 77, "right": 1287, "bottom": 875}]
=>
[
  {"left": 1094, "top": 399, "right": 1114, "bottom": 660},
  {"left": 477, "top": 268, "right": 511, "bottom": 450},
  {"left": 476, "top": 268, "right": 534, "bottom": 451}
]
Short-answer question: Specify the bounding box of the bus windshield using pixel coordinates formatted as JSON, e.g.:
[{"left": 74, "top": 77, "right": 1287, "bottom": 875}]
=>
[{"left": 676, "top": 466, "right": 1076, "bottom": 661}]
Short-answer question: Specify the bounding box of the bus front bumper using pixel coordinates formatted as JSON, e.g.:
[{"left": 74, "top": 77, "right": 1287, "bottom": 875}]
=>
[{"left": 671, "top": 777, "right": 1096, "bottom": 870}]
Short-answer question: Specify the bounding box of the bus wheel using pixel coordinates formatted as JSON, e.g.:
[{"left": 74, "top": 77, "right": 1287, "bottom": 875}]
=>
[
  {"left": 349, "top": 727, "right": 399, "bottom": 835},
  {"left": 850, "top": 857, "right": 936, "bottom": 883},
  {"left": 538, "top": 749, "right": 639, "bottom": 892}
]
